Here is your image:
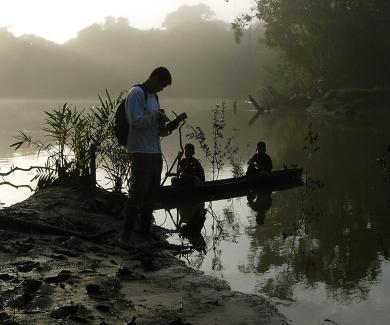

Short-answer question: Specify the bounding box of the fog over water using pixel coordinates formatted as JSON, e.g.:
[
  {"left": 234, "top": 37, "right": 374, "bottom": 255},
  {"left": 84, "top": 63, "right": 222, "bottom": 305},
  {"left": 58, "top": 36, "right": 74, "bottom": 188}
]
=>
[{"left": 0, "top": 4, "right": 271, "bottom": 100}]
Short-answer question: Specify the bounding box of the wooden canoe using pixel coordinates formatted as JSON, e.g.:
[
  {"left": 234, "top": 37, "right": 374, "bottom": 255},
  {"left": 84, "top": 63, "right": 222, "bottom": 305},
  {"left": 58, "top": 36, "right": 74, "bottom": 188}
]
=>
[{"left": 156, "top": 168, "right": 303, "bottom": 208}]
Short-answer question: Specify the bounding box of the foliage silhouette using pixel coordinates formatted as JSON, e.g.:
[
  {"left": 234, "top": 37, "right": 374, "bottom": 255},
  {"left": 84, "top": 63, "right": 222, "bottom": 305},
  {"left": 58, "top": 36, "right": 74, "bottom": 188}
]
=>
[{"left": 10, "top": 91, "right": 129, "bottom": 192}]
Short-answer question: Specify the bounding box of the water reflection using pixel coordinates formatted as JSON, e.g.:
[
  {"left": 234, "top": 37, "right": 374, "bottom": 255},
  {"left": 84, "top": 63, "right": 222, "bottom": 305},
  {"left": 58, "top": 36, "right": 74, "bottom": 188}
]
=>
[
  {"left": 177, "top": 202, "right": 207, "bottom": 252},
  {"left": 242, "top": 170, "right": 389, "bottom": 308},
  {"left": 165, "top": 199, "right": 244, "bottom": 272},
  {"left": 247, "top": 190, "right": 272, "bottom": 225},
  {"left": 2, "top": 99, "right": 390, "bottom": 323}
]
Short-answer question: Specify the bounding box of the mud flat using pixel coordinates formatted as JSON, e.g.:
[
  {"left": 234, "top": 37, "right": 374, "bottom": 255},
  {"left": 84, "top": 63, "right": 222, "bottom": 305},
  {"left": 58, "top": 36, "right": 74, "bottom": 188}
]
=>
[{"left": 0, "top": 185, "right": 288, "bottom": 324}]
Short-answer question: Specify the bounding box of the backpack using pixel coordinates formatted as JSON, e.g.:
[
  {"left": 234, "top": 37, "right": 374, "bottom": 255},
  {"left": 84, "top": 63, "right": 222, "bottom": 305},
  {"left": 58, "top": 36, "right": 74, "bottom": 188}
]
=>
[{"left": 114, "top": 84, "right": 159, "bottom": 146}]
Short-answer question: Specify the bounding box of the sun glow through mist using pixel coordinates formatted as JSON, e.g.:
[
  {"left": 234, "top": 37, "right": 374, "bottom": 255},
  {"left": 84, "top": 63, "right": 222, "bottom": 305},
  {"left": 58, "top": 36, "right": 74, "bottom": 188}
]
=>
[{"left": 0, "top": 0, "right": 253, "bottom": 43}]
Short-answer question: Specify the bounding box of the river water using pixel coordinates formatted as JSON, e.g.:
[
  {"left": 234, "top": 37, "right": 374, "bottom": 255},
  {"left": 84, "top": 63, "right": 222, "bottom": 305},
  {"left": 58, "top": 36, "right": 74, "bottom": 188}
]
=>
[{"left": 1, "top": 98, "right": 390, "bottom": 324}]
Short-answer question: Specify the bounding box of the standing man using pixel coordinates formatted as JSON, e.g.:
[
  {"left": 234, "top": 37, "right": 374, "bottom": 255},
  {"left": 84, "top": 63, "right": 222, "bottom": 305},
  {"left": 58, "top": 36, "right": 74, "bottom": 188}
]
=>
[{"left": 121, "top": 67, "right": 176, "bottom": 244}]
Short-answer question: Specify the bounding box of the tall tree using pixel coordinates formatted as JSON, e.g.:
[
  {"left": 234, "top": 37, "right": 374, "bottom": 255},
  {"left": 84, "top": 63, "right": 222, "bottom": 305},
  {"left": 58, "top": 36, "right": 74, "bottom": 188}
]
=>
[{"left": 233, "top": 0, "right": 390, "bottom": 98}]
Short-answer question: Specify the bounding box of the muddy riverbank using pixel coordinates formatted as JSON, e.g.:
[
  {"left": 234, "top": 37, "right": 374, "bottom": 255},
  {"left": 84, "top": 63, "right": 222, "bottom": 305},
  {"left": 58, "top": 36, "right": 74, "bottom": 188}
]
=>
[{"left": 0, "top": 185, "right": 288, "bottom": 324}]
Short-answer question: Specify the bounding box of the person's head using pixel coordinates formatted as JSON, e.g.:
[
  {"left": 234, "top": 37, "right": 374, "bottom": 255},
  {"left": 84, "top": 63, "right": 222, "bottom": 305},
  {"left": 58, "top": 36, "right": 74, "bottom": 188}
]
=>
[
  {"left": 256, "top": 141, "right": 266, "bottom": 154},
  {"left": 184, "top": 143, "right": 195, "bottom": 158},
  {"left": 145, "top": 67, "right": 172, "bottom": 93}
]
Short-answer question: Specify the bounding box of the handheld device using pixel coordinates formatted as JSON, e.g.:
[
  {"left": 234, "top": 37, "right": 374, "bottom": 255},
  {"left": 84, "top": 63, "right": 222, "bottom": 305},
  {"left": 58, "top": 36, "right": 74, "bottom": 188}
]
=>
[{"left": 159, "top": 112, "right": 188, "bottom": 135}]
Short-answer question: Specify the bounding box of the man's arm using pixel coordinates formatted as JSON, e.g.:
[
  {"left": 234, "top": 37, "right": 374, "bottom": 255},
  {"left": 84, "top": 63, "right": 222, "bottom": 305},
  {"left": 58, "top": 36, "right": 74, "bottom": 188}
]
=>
[
  {"left": 267, "top": 156, "right": 273, "bottom": 171},
  {"left": 195, "top": 159, "right": 205, "bottom": 181},
  {"left": 248, "top": 154, "right": 256, "bottom": 165},
  {"left": 126, "top": 88, "right": 157, "bottom": 129}
]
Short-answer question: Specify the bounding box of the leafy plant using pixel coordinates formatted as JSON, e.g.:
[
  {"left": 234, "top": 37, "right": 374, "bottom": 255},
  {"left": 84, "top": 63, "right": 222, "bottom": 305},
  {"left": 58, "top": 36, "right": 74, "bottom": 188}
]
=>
[
  {"left": 225, "top": 128, "right": 244, "bottom": 178},
  {"left": 10, "top": 91, "right": 129, "bottom": 192},
  {"left": 186, "top": 102, "right": 242, "bottom": 180},
  {"left": 92, "top": 91, "right": 131, "bottom": 192},
  {"left": 100, "top": 143, "right": 130, "bottom": 193},
  {"left": 11, "top": 103, "right": 84, "bottom": 186}
]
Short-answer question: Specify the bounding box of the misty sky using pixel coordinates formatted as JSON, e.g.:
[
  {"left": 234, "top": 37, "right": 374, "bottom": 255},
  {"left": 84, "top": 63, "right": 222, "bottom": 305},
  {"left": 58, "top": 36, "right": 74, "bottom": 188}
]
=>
[{"left": 0, "top": 0, "right": 254, "bottom": 43}]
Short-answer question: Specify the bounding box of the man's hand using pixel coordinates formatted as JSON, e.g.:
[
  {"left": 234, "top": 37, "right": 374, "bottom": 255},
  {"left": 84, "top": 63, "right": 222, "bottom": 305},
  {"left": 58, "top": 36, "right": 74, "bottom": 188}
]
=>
[
  {"left": 157, "top": 109, "right": 170, "bottom": 124},
  {"left": 159, "top": 120, "right": 180, "bottom": 137},
  {"left": 165, "top": 120, "right": 180, "bottom": 131},
  {"left": 158, "top": 109, "right": 171, "bottom": 136},
  {"left": 158, "top": 111, "right": 187, "bottom": 136}
]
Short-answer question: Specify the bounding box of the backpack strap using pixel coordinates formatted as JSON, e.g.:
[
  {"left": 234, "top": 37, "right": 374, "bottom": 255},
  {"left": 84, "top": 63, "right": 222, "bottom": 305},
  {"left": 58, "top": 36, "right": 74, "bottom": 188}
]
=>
[{"left": 133, "top": 83, "right": 159, "bottom": 105}]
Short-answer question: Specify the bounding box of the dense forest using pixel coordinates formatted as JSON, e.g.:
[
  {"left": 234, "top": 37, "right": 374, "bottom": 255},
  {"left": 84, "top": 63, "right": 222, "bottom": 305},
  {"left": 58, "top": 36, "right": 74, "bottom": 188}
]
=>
[
  {"left": 232, "top": 0, "right": 390, "bottom": 107},
  {"left": 0, "top": 4, "right": 273, "bottom": 99}
]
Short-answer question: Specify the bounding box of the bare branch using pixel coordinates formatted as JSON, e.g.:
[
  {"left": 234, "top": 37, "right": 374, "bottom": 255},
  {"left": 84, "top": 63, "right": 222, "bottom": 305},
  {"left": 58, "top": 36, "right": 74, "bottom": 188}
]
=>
[
  {"left": 0, "top": 182, "right": 34, "bottom": 191},
  {"left": 0, "top": 165, "right": 54, "bottom": 177}
]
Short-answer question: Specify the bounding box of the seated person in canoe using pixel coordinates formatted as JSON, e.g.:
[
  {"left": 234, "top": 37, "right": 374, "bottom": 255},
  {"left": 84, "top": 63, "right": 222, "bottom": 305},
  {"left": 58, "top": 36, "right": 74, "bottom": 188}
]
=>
[
  {"left": 246, "top": 141, "right": 272, "bottom": 177},
  {"left": 173, "top": 143, "right": 205, "bottom": 186}
]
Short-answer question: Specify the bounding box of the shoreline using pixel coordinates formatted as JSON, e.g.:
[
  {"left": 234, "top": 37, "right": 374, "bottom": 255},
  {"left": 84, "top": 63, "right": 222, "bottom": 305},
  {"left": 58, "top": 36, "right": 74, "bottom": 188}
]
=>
[{"left": 0, "top": 185, "right": 288, "bottom": 324}]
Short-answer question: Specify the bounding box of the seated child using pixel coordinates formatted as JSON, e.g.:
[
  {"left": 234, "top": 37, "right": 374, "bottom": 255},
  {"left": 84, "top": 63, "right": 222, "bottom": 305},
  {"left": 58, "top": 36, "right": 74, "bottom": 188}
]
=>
[
  {"left": 176, "top": 143, "right": 205, "bottom": 185},
  {"left": 246, "top": 141, "right": 273, "bottom": 177}
]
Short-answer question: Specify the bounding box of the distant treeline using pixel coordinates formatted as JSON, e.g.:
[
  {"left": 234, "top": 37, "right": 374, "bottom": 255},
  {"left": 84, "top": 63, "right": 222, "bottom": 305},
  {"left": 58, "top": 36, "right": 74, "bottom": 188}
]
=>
[{"left": 0, "top": 4, "right": 274, "bottom": 99}]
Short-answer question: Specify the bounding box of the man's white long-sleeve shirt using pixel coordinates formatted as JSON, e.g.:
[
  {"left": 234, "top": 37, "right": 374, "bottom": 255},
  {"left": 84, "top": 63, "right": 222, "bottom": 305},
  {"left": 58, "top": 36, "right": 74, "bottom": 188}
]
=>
[{"left": 125, "top": 86, "right": 161, "bottom": 154}]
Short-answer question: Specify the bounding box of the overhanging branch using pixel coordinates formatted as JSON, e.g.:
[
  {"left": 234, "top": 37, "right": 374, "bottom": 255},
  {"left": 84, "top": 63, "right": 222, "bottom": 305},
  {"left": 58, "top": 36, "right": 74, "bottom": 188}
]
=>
[
  {"left": 0, "top": 165, "right": 54, "bottom": 177},
  {"left": 0, "top": 181, "right": 34, "bottom": 191}
]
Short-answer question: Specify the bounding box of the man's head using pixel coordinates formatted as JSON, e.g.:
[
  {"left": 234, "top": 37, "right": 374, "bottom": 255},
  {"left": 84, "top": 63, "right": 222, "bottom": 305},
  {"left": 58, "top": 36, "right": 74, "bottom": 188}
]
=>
[
  {"left": 257, "top": 141, "right": 266, "bottom": 153},
  {"left": 184, "top": 143, "right": 195, "bottom": 158},
  {"left": 145, "top": 67, "right": 172, "bottom": 93}
]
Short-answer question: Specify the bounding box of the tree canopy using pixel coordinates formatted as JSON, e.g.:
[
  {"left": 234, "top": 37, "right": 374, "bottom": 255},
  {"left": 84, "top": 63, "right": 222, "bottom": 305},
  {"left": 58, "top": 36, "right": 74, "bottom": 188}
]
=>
[{"left": 233, "top": 0, "right": 390, "bottom": 99}]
